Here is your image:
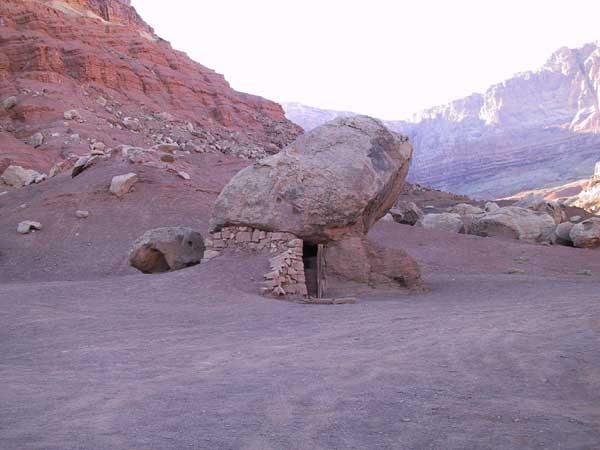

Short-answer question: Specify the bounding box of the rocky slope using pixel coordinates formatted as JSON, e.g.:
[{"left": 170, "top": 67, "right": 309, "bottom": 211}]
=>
[
  {"left": 284, "top": 41, "right": 600, "bottom": 199},
  {"left": 0, "top": 0, "right": 301, "bottom": 174}
]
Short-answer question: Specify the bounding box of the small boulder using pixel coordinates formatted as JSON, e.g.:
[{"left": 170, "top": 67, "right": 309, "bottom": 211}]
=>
[
  {"left": 71, "top": 155, "right": 100, "bottom": 178},
  {"left": 28, "top": 132, "right": 44, "bottom": 148},
  {"left": 75, "top": 210, "right": 90, "bottom": 219},
  {"left": 570, "top": 216, "right": 582, "bottom": 223},
  {"left": 553, "top": 222, "right": 574, "bottom": 246},
  {"left": 63, "top": 109, "right": 82, "bottom": 120},
  {"left": 17, "top": 221, "right": 42, "bottom": 234},
  {"left": 447, "top": 203, "right": 484, "bottom": 215},
  {"left": 177, "top": 171, "right": 191, "bottom": 180},
  {"left": 1, "top": 165, "right": 44, "bottom": 187},
  {"left": 49, "top": 159, "right": 74, "bottom": 177},
  {"left": 110, "top": 173, "right": 138, "bottom": 197},
  {"left": 570, "top": 217, "right": 600, "bottom": 249},
  {"left": 129, "top": 227, "right": 205, "bottom": 273},
  {"left": 2, "top": 96, "right": 17, "bottom": 110},
  {"left": 123, "top": 117, "right": 141, "bottom": 131},
  {"left": 469, "top": 206, "right": 556, "bottom": 243},
  {"left": 416, "top": 213, "right": 465, "bottom": 234},
  {"left": 389, "top": 201, "right": 424, "bottom": 225}
]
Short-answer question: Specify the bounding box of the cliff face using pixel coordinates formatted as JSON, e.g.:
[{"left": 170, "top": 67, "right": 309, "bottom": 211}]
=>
[
  {"left": 284, "top": 42, "right": 600, "bottom": 198},
  {"left": 0, "top": 0, "right": 301, "bottom": 171}
]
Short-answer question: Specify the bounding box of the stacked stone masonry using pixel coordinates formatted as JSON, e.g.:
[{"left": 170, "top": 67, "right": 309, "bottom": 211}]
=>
[{"left": 203, "top": 226, "right": 308, "bottom": 298}]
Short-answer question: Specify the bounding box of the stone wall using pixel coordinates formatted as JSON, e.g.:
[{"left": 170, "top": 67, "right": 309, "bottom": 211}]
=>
[{"left": 203, "top": 226, "right": 308, "bottom": 298}]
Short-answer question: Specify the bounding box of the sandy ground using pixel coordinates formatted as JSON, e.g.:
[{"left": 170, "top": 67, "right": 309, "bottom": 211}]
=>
[
  {"left": 1, "top": 156, "right": 600, "bottom": 449},
  {"left": 2, "top": 223, "right": 600, "bottom": 450}
]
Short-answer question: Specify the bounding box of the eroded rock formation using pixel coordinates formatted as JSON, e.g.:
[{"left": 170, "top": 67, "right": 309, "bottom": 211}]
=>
[{"left": 0, "top": 0, "right": 301, "bottom": 174}]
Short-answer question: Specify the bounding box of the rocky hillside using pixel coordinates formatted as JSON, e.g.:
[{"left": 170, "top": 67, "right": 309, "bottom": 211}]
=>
[
  {"left": 284, "top": 41, "right": 600, "bottom": 199},
  {"left": 0, "top": 0, "right": 301, "bottom": 174}
]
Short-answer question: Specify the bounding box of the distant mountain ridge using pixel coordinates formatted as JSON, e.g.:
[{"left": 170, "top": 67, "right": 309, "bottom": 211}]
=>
[{"left": 283, "top": 40, "right": 600, "bottom": 199}]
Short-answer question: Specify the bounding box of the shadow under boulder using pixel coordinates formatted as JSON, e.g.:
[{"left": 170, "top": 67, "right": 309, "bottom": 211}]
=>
[{"left": 129, "top": 227, "right": 205, "bottom": 274}]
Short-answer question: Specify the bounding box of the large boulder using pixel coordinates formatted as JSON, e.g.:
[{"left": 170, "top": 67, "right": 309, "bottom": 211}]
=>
[
  {"left": 469, "top": 206, "right": 555, "bottom": 242},
  {"left": 210, "top": 116, "right": 413, "bottom": 241},
  {"left": 552, "top": 222, "right": 574, "bottom": 246},
  {"left": 1, "top": 165, "right": 45, "bottom": 187},
  {"left": 416, "top": 213, "right": 465, "bottom": 234},
  {"left": 129, "top": 227, "right": 205, "bottom": 273},
  {"left": 514, "top": 195, "right": 566, "bottom": 224},
  {"left": 324, "top": 236, "right": 424, "bottom": 291},
  {"left": 389, "top": 201, "right": 424, "bottom": 225},
  {"left": 569, "top": 218, "right": 600, "bottom": 249}
]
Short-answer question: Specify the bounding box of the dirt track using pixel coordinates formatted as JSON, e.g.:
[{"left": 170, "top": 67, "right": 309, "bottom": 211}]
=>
[{"left": 2, "top": 227, "right": 600, "bottom": 450}]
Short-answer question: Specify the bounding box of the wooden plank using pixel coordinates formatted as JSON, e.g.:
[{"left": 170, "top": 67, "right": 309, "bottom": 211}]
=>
[{"left": 302, "top": 297, "right": 358, "bottom": 305}]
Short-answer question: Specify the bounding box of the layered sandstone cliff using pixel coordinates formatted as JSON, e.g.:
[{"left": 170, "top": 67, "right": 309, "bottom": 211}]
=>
[
  {"left": 284, "top": 41, "right": 600, "bottom": 198},
  {"left": 0, "top": 0, "right": 301, "bottom": 172}
]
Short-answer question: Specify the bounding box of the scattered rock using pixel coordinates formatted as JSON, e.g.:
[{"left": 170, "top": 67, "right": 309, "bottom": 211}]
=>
[
  {"left": 71, "top": 155, "right": 99, "bottom": 178},
  {"left": 416, "top": 213, "right": 465, "bottom": 234},
  {"left": 155, "top": 112, "right": 174, "bottom": 122},
  {"left": 1, "top": 165, "right": 45, "bottom": 187},
  {"left": 210, "top": 116, "right": 413, "bottom": 241},
  {"left": 570, "top": 217, "right": 600, "bottom": 249},
  {"left": 177, "top": 171, "right": 191, "bottom": 180},
  {"left": 389, "top": 201, "right": 424, "bottom": 225},
  {"left": 63, "top": 109, "right": 82, "bottom": 120},
  {"left": 129, "top": 227, "right": 205, "bottom": 273},
  {"left": 186, "top": 122, "right": 195, "bottom": 133},
  {"left": 447, "top": 203, "right": 484, "bottom": 215},
  {"left": 469, "top": 207, "right": 556, "bottom": 243},
  {"left": 110, "top": 173, "right": 138, "bottom": 197},
  {"left": 123, "top": 117, "right": 141, "bottom": 131},
  {"left": 28, "top": 132, "right": 44, "bottom": 148},
  {"left": 91, "top": 141, "right": 106, "bottom": 152},
  {"left": 96, "top": 96, "right": 107, "bottom": 107},
  {"left": 570, "top": 216, "right": 582, "bottom": 223},
  {"left": 2, "top": 95, "right": 17, "bottom": 110},
  {"left": 505, "top": 268, "right": 526, "bottom": 275},
  {"left": 75, "top": 210, "right": 90, "bottom": 219},
  {"left": 17, "top": 221, "right": 42, "bottom": 234}
]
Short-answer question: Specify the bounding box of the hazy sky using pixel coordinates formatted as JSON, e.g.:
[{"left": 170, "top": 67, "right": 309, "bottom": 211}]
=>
[{"left": 132, "top": 0, "right": 599, "bottom": 120}]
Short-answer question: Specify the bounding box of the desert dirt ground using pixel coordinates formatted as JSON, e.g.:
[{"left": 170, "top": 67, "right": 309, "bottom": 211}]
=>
[{"left": 2, "top": 220, "right": 600, "bottom": 450}]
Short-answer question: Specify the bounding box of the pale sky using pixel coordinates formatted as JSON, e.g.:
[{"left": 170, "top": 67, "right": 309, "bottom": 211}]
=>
[{"left": 132, "top": 0, "right": 599, "bottom": 120}]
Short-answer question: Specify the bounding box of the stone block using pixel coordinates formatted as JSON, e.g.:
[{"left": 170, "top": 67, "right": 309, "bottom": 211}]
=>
[{"left": 236, "top": 232, "right": 251, "bottom": 242}]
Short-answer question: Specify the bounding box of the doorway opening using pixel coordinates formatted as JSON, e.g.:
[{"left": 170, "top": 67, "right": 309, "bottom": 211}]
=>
[{"left": 303, "top": 242, "right": 325, "bottom": 298}]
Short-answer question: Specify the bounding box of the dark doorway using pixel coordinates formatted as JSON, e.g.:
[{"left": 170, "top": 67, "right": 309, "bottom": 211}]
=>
[{"left": 303, "top": 242, "right": 325, "bottom": 298}]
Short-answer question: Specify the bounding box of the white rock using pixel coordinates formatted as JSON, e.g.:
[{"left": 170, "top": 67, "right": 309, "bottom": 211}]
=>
[
  {"left": 64, "top": 109, "right": 82, "bottom": 120},
  {"left": 1, "top": 165, "right": 43, "bottom": 187},
  {"left": 2, "top": 96, "right": 17, "bottom": 110},
  {"left": 177, "top": 171, "right": 191, "bottom": 180},
  {"left": 123, "top": 117, "right": 141, "bottom": 131},
  {"left": 110, "top": 173, "right": 138, "bottom": 197},
  {"left": 17, "top": 221, "right": 42, "bottom": 234},
  {"left": 75, "top": 210, "right": 90, "bottom": 219},
  {"left": 28, "top": 132, "right": 44, "bottom": 148},
  {"left": 484, "top": 202, "right": 500, "bottom": 212}
]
